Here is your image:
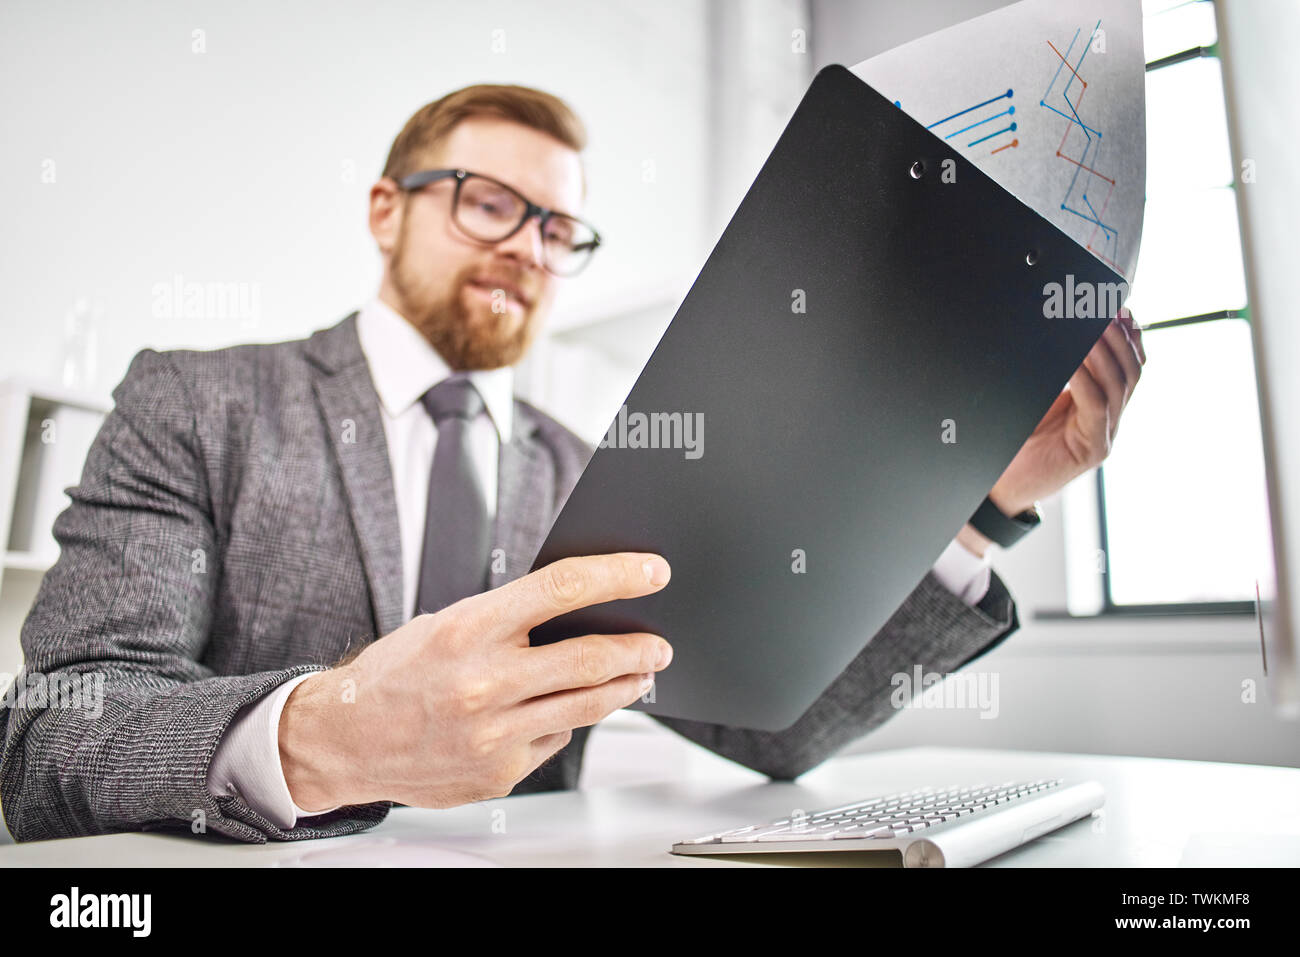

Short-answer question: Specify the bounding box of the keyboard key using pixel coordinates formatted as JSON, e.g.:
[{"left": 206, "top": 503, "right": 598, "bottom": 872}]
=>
[
  {"left": 715, "top": 825, "right": 758, "bottom": 837},
  {"left": 859, "top": 826, "right": 895, "bottom": 839},
  {"left": 757, "top": 829, "right": 839, "bottom": 841},
  {"left": 720, "top": 826, "right": 789, "bottom": 842}
]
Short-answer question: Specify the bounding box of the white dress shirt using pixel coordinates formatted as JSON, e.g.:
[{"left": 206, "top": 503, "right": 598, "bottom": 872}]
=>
[{"left": 206, "top": 297, "right": 994, "bottom": 828}]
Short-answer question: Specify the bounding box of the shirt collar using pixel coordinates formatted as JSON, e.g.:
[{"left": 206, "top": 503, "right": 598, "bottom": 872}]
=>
[{"left": 356, "top": 297, "right": 514, "bottom": 443}]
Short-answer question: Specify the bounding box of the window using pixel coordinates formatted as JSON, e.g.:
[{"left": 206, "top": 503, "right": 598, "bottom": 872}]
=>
[{"left": 1062, "top": 0, "right": 1271, "bottom": 616}]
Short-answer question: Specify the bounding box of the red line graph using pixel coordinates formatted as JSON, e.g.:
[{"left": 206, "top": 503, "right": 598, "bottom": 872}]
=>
[
  {"left": 1048, "top": 40, "right": 1088, "bottom": 90},
  {"left": 1046, "top": 37, "right": 1126, "bottom": 277}
]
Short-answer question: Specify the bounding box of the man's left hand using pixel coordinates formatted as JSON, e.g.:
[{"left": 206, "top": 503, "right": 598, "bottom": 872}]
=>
[{"left": 959, "top": 307, "right": 1146, "bottom": 556}]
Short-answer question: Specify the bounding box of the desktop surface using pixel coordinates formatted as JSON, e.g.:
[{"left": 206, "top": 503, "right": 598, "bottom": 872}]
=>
[{"left": 2, "top": 746, "right": 1298, "bottom": 867}]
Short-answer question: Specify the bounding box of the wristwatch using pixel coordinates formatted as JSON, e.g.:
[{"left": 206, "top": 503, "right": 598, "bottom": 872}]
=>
[{"left": 967, "top": 495, "right": 1042, "bottom": 548}]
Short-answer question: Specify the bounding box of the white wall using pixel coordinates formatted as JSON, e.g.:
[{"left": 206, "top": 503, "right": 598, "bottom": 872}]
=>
[
  {"left": 1218, "top": 0, "right": 1300, "bottom": 716},
  {"left": 0, "top": 0, "right": 714, "bottom": 421}
]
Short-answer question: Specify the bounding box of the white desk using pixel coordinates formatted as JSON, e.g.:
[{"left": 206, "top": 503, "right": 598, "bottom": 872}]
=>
[{"left": 3, "top": 746, "right": 1299, "bottom": 866}]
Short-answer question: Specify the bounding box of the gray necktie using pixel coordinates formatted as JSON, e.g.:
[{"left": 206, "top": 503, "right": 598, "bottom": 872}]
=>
[{"left": 414, "top": 376, "right": 491, "bottom": 615}]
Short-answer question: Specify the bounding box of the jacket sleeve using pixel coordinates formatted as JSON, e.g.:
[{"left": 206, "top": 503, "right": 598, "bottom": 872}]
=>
[
  {"left": 0, "top": 349, "right": 390, "bottom": 843},
  {"left": 649, "top": 566, "right": 1019, "bottom": 780}
]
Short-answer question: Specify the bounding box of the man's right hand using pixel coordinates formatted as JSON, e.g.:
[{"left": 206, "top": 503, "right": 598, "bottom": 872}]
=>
[{"left": 278, "top": 552, "right": 674, "bottom": 812}]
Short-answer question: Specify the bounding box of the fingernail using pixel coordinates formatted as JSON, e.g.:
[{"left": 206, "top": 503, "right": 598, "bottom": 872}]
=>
[
  {"left": 640, "top": 673, "right": 655, "bottom": 692},
  {"left": 656, "top": 641, "right": 673, "bottom": 669},
  {"left": 643, "top": 557, "right": 670, "bottom": 586}
]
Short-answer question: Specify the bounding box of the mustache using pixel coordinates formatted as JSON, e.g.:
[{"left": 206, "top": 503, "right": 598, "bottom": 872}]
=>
[{"left": 463, "top": 272, "right": 534, "bottom": 308}]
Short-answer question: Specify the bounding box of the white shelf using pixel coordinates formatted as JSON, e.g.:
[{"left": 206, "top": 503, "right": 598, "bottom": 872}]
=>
[
  {"left": 4, "top": 550, "right": 56, "bottom": 573},
  {"left": 1, "top": 376, "right": 108, "bottom": 415},
  {"left": 0, "top": 379, "right": 107, "bottom": 674}
]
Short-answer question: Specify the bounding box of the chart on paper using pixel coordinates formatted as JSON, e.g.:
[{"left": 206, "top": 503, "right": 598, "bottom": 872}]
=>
[{"left": 852, "top": 0, "right": 1146, "bottom": 282}]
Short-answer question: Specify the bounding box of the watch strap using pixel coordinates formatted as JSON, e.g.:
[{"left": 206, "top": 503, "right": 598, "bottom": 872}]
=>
[{"left": 967, "top": 495, "right": 1041, "bottom": 548}]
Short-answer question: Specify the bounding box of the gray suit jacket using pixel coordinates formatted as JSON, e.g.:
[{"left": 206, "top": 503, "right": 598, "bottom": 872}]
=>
[{"left": 0, "top": 313, "right": 1019, "bottom": 843}]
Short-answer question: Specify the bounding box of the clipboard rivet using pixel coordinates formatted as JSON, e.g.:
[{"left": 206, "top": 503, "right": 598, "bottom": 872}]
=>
[
  {"left": 1025, "top": 250, "right": 1039, "bottom": 266},
  {"left": 909, "top": 160, "right": 925, "bottom": 179}
]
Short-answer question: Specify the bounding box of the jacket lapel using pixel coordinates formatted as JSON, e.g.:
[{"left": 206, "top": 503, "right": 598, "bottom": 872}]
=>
[
  {"left": 307, "top": 313, "right": 406, "bottom": 638},
  {"left": 490, "top": 409, "right": 558, "bottom": 589},
  {"left": 306, "top": 314, "right": 559, "bottom": 628}
]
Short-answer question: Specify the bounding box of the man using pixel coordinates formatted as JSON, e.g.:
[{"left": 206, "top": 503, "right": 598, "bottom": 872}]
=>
[{"left": 0, "top": 83, "right": 1144, "bottom": 843}]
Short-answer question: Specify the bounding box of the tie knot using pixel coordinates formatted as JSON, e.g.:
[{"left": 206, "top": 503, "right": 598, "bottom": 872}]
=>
[{"left": 421, "top": 376, "right": 484, "bottom": 424}]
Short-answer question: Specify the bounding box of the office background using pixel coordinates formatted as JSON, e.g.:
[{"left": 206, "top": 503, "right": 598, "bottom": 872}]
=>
[{"left": 1, "top": 0, "right": 1295, "bottom": 832}]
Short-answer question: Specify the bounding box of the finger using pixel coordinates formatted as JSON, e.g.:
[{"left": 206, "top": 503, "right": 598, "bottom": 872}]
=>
[
  {"left": 1067, "top": 362, "right": 1110, "bottom": 444},
  {"left": 1102, "top": 320, "right": 1142, "bottom": 407},
  {"left": 486, "top": 552, "right": 672, "bottom": 635},
  {"left": 1118, "top": 306, "right": 1146, "bottom": 364},
  {"left": 526, "top": 729, "right": 573, "bottom": 774},
  {"left": 511, "top": 631, "right": 672, "bottom": 701},
  {"left": 515, "top": 671, "right": 654, "bottom": 739},
  {"left": 1082, "top": 334, "right": 1127, "bottom": 435},
  {"left": 1126, "top": 312, "right": 1146, "bottom": 364}
]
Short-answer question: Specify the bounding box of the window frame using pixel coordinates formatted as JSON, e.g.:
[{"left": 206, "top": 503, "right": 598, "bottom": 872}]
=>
[{"left": 1065, "top": 5, "right": 1259, "bottom": 620}]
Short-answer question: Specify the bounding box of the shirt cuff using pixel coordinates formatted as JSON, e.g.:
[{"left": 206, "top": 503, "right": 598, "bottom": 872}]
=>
[
  {"left": 206, "top": 673, "right": 342, "bottom": 829},
  {"left": 931, "top": 536, "right": 993, "bottom": 606}
]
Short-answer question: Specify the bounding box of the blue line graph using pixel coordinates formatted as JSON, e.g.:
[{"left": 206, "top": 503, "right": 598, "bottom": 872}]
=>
[
  {"left": 1040, "top": 18, "right": 1124, "bottom": 272},
  {"left": 926, "top": 90, "right": 1013, "bottom": 130},
  {"left": 969, "top": 124, "right": 1017, "bottom": 147},
  {"left": 944, "top": 106, "right": 1015, "bottom": 140},
  {"left": 911, "top": 87, "right": 1019, "bottom": 154}
]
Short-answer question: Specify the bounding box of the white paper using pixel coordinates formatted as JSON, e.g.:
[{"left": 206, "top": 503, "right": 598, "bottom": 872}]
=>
[{"left": 852, "top": 0, "right": 1146, "bottom": 283}]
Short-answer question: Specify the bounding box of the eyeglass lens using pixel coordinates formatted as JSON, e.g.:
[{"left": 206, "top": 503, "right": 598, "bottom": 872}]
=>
[{"left": 454, "top": 175, "right": 596, "bottom": 275}]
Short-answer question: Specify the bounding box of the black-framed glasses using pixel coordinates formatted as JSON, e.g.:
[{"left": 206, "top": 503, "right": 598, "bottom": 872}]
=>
[{"left": 396, "top": 168, "right": 602, "bottom": 277}]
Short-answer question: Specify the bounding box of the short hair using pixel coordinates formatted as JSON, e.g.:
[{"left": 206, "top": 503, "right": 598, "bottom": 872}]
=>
[{"left": 381, "top": 83, "right": 587, "bottom": 185}]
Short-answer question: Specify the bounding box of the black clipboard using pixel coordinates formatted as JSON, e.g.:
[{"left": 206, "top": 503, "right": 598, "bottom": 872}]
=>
[{"left": 530, "top": 65, "right": 1121, "bottom": 731}]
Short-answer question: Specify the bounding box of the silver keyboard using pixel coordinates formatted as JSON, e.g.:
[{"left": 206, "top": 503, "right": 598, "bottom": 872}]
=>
[{"left": 672, "top": 778, "right": 1106, "bottom": 867}]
